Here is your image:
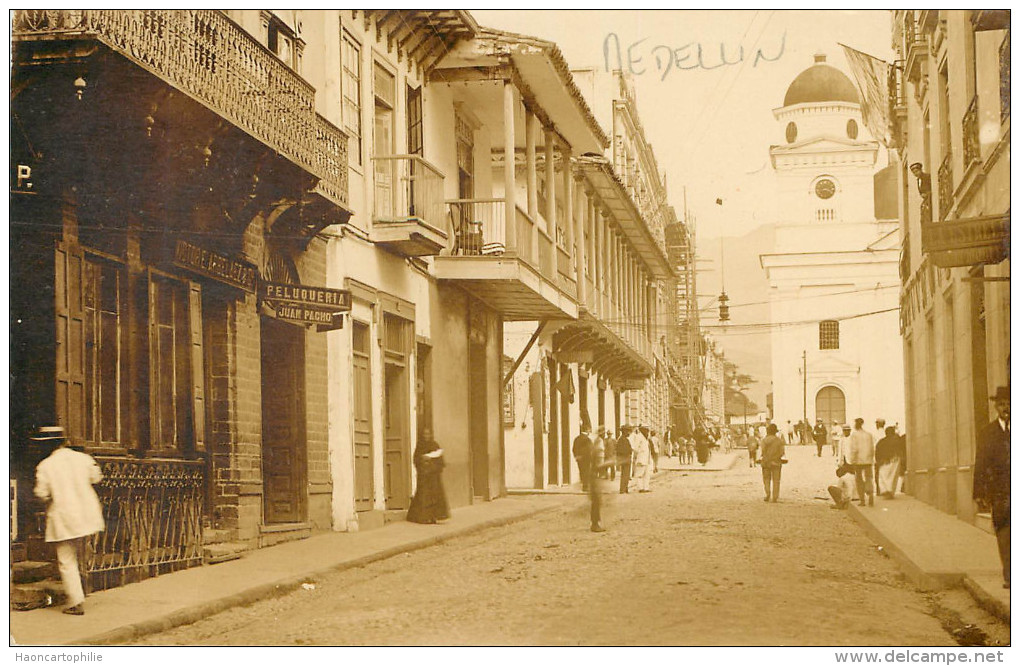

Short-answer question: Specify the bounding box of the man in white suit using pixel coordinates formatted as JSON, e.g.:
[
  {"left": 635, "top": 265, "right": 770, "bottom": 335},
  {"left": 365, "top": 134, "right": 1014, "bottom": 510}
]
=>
[{"left": 33, "top": 426, "right": 105, "bottom": 616}]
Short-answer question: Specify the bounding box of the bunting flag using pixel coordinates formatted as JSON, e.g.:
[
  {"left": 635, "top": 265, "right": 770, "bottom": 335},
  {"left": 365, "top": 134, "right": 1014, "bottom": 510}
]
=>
[{"left": 840, "top": 43, "right": 893, "bottom": 148}]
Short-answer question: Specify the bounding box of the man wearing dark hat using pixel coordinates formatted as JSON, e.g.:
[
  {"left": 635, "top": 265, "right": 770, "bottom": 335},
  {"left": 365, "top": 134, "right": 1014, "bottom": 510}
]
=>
[
  {"left": 974, "top": 386, "right": 1010, "bottom": 588},
  {"left": 32, "top": 426, "right": 105, "bottom": 615}
]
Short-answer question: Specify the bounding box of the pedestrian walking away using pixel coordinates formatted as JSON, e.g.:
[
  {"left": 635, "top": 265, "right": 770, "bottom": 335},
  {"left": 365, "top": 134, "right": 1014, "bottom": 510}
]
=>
[
  {"left": 616, "top": 427, "right": 633, "bottom": 494},
  {"left": 973, "top": 386, "right": 1010, "bottom": 588},
  {"left": 32, "top": 426, "right": 106, "bottom": 616},
  {"left": 747, "top": 432, "right": 760, "bottom": 467},
  {"left": 588, "top": 431, "right": 608, "bottom": 533},
  {"left": 759, "top": 423, "right": 785, "bottom": 502},
  {"left": 844, "top": 418, "right": 875, "bottom": 507},
  {"left": 874, "top": 426, "right": 904, "bottom": 498},
  {"left": 572, "top": 424, "right": 593, "bottom": 492},
  {"left": 407, "top": 428, "right": 451, "bottom": 525},
  {"left": 813, "top": 419, "right": 827, "bottom": 457}
]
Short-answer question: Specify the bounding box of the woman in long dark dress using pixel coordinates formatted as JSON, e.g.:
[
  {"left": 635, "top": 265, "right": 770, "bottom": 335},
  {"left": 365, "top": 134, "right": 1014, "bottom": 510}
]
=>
[{"left": 407, "top": 429, "right": 450, "bottom": 524}]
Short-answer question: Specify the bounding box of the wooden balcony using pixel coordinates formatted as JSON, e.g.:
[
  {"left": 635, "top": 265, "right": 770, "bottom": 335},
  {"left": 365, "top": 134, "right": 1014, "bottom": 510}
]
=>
[
  {"left": 921, "top": 214, "right": 1010, "bottom": 268},
  {"left": 433, "top": 199, "right": 578, "bottom": 320},
  {"left": 902, "top": 11, "right": 928, "bottom": 83},
  {"left": 12, "top": 9, "right": 349, "bottom": 212},
  {"left": 371, "top": 155, "right": 448, "bottom": 257}
]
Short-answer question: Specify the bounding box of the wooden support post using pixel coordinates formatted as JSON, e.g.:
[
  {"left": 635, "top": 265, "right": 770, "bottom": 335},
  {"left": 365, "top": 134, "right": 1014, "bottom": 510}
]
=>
[{"left": 503, "top": 79, "right": 517, "bottom": 254}]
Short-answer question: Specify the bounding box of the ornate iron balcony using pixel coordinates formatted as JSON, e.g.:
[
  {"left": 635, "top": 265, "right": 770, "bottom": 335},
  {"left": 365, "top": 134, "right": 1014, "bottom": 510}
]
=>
[
  {"left": 963, "top": 96, "right": 980, "bottom": 167},
  {"left": 12, "top": 9, "right": 348, "bottom": 210},
  {"left": 937, "top": 153, "right": 953, "bottom": 220},
  {"left": 921, "top": 214, "right": 1010, "bottom": 268},
  {"left": 1001, "top": 33, "right": 1010, "bottom": 122}
]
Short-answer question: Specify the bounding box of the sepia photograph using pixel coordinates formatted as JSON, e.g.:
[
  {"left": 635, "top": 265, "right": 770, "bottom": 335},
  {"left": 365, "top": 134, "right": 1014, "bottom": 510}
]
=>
[{"left": 7, "top": 7, "right": 1012, "bottom": 656}]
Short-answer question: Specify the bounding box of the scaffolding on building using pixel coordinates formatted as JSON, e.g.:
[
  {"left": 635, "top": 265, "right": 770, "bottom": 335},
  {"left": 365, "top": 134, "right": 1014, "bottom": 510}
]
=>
[{"left": 665, "top": 209, "right": 706, "bottom": 434}]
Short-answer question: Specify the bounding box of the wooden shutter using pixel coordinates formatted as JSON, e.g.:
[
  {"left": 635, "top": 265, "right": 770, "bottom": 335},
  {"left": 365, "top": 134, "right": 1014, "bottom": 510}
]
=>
[
  {"left": 189, "top": 282, "right": 205, "bottom": 454},
  {"left": 55, "top": 242, "right": 86, "bottom": 444}
]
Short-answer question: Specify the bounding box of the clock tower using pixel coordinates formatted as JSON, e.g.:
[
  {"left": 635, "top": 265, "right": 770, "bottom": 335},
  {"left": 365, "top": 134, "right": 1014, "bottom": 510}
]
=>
[{"left": 759, "top": 52, "right": 904, "bottom": 438}]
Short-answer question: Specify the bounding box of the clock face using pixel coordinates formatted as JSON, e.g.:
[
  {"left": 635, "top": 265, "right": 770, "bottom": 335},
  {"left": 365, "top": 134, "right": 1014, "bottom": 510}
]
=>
[{"left": 815, "top": 179, "right": 836, "bottom": 200}]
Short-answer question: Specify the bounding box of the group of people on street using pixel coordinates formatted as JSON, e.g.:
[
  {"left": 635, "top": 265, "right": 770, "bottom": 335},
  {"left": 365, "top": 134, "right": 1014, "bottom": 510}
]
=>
[
  {"left": 827, "top": 418, "right": 906, "bottom": 509},
  {"left": 573, "top": 423, "right": 666, "bottom": 533}
]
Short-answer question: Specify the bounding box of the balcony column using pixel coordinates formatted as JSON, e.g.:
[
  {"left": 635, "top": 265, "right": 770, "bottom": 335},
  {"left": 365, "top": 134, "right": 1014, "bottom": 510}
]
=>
[
  {"left": 561, "top": 143, "right": 574, "bottom": 276},
  {"left": 503, "top": 79, "right": 518, "bottom": 254},
  {"left": 601, "top": 207, "right": 611, "bottom": 317},
  {"left": 544, "top": 128, "right": 557, "bottom": 239},
  {"left": 574, "top": 175, "right": 587, "bottom": 305},
  {"left": 525, "top": 108, "right": 539, "bottom": 221}
]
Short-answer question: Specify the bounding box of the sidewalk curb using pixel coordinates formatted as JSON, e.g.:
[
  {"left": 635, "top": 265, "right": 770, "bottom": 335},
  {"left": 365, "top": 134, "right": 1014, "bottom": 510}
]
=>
[
  {"left": 962, "top": 575, "right": 1011, "bottom": 624},
  {"left": 65, "top": 503, "right": 560, "bottom": 646},
  {"left": 847, "top": 502, "right": 960, "bottom": 591}
]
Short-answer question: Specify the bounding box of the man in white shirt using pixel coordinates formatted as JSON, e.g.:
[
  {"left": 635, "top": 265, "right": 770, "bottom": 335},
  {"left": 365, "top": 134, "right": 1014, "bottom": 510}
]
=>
[
  {"left": 631, "top": 426, "right": 652, "bottom": 492},
  {"left": 33, "top": 426, "right": 105, "bottom": 616},
  {"left": 844, "top": 418, "right": 875, "bottom": 507}
]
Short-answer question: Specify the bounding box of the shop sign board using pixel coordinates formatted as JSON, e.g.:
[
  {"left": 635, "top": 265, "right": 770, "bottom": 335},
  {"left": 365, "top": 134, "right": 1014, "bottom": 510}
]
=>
[
  {"left": 173, "top": 240, "right": 257, "bottom": 293},
  {"left": 261, "top": 281, "right": 352, "bottom": 332}
]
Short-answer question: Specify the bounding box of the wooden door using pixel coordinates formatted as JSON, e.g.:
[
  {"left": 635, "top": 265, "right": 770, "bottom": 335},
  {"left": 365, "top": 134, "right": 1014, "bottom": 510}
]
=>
[
  {"left": 383, "top": 362, "right": 409, "bottom": 509},
  {"left": 815, "top": 386, "right": 846, "bottom": 427},
  {"left": 261, "top": 317, "right": 305, "bottom": 524},
  {"left": 352, "top": 321, "right": 374, "bottom": 511}
]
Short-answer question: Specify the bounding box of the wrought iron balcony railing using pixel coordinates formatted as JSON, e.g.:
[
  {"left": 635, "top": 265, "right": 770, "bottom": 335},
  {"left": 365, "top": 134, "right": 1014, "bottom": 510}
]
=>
[
  {"left": 937, "top": 152, "right": 953, "bottom": 220},
  {"left": 963, "top": 96, "right": 980, "bottom": 167},
  {"left": 372, "top": 154, "right": 445, "bottom": 229},
  {"left": 1001, "top": 32, "right": 1011, "bottom": 122},
  {"left": 12, "top": 9, "right": 348, "bottom": 209}
]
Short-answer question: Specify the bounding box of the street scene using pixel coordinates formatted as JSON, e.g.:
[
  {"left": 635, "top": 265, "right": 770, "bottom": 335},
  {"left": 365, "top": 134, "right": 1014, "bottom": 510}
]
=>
[
  {"left": 8, "top": 9, "right": 1011, "bottom": 651},
  {"left": 122, "top": 447, "right": 1005, "bottom": 647}
]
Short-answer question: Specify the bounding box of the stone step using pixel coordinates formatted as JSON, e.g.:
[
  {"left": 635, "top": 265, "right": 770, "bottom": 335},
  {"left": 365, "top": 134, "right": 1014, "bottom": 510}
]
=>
[
  {"left": 202, "top": 542, "right": 249, "bottom": 565},
  {"left": 11, "top": 542, "right": 27, "bottom": 563},
  {"left": 202, "top": 528, "right": 236, "bottom": 546},
  {"left": 12, "top": 560, "right": 57, "bottom": 584},
  {"left": 10, "top": 581, "right": 66, "bottom": 612},
  {"left": 384, "top": 510, "right": 408, "bottom": 524}
]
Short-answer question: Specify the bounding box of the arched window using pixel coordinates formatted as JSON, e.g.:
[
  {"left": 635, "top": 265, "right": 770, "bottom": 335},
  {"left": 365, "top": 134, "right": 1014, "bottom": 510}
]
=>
[
  {"left": 819, "top": 320, "right": 839, "bottom": 349},
  {"left": 815, "top": 386, "right": 846, "bottom": 426},
  {"left": 785, "top": 122, "right": 798, "bottom": 143},
  {"left": 846, "top": 119, "right": 859, "bottom": 139}
]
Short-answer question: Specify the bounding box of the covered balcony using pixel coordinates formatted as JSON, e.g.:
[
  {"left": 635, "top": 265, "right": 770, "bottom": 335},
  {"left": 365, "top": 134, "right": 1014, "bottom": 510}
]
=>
[
  {"left": 435, "top": 198, "right": 577, "bottom": 320},
  {"left": 430, "top": 27, "right": 609, "bottom": 321},
  {"left": 12, "top": 10, "right": 351, "bottom": 239},
  {"left": 372, "top": 155, "right": 448, "bottom": 257}
]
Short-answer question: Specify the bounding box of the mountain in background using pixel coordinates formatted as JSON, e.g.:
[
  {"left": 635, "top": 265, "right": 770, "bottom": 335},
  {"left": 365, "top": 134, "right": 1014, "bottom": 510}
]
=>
[{"left": 694, "top": 223, "right": 775, "bottom": 409}]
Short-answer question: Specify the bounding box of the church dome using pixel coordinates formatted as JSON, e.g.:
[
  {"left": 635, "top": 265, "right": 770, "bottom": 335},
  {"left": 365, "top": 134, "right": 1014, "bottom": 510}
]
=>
[{"left": 783, "top": 53, "right": 859, "bottom": 107}]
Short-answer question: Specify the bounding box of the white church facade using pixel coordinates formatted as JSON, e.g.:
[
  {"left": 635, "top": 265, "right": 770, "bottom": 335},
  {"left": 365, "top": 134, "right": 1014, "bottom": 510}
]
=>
[{"left": 760, "top": 54, "right": 905, "bottom": 434}]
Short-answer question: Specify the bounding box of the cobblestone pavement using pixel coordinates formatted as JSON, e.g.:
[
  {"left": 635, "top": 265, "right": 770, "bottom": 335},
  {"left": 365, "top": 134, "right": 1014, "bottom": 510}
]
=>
[{"left": 130, "top": 446, "right": 964, "bottom": 646}]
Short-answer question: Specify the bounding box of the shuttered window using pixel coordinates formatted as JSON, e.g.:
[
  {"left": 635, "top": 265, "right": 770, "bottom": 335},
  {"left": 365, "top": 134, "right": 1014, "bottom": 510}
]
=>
[
  {"left": 55, "top": 243, "right": 87, "bottom": 445},
  {"left": 342, "top": 32, "right": 363, "bottom": 165},
  {"left": 148, "top": 273, "right": 203, "bottom": 455},
  {"left": 83, "top": 255, "right": 123, "bottom": 447}
]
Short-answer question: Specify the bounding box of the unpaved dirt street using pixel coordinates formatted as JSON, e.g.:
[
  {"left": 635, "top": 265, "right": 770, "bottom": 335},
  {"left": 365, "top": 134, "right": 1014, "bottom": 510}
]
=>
[{"left": 130, "top": 446, "right": 983, "bottom": 646}]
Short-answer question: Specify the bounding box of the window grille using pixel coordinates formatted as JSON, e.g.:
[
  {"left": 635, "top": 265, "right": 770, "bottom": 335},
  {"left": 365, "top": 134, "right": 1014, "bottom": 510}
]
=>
[{"left": 819, "top": 320, "right": 839, "bottom": 350}]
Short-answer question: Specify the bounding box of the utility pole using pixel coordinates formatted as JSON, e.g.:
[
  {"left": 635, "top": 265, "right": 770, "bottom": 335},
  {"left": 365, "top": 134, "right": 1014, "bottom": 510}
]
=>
[{"left": 802, "top": 350, "right": 808, "bottom": 444}]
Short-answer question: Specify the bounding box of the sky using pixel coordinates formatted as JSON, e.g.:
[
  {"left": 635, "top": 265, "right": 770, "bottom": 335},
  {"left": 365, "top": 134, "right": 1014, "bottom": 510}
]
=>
[
  {"left": 473, "top": 10, "right": 898, "bottom": 404},
  {"left": 472, "top": 10, "right": 896, "bottom": 241}
]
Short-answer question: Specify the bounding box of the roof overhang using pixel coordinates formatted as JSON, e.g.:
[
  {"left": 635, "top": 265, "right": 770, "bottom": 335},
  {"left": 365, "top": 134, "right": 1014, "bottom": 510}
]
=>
[
  {"left": 578, "top": 156, "right": 674, "bottom": 280},
  {"left": 471, "top": 28, "right": 609, "bottom": 153}
]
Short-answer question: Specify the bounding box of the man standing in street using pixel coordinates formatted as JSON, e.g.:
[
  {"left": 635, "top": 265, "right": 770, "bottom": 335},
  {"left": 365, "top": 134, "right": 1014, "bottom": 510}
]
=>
[
  {"left": 845, "top": 418, "right": 875, "bottom": 507},
  {"left": 813, "top": 419, "right": 828, "bottom": 457},
  {"left": 616, "top": 426, "right": 633, "bottom": 494},
  {"left": 632, "top": 426, "right": 652, "bottom": 493},
  {"left": 974, "top": 386, "right": 1010, "bottom": 588},
  {"left": 759, "top": 423, "right": 785, "bottom": 502},
  {"left": 572, "top": 424, "right": 593, "bottom": 492},
  {"left": 32, "top": 426, "right": 105, "bottom": 616},
  {"left": 588, "top": 427, "right": 608, "bottom": 533}
]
